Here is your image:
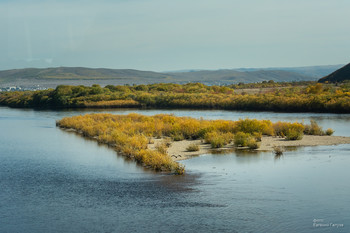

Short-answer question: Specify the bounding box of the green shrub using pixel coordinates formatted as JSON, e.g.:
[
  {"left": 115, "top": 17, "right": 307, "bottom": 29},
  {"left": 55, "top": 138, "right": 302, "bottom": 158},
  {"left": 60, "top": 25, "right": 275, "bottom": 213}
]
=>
[
  {"left": 285, "top": 128, "right": 304, "bottom": 140},
  {"left": 210, "top": 137, "right": 226, "bottom": 148},
  {"left": 186, "top": 143, "right": 200, "bottom": 152},
  {"left": 204, "top": 131, "right": 233, "bottom": 148},
  {"left": 234, "top": 132, "right": 251, "bottom": 147},
  {"left": 304, "top": 120, "right": 323, "bottom": 135},
  {"left": 274, "top": 121, "right": 304, "bottom": 138},
  {"left": 247, "top": 137, "right": 260, "bottom": 149}
]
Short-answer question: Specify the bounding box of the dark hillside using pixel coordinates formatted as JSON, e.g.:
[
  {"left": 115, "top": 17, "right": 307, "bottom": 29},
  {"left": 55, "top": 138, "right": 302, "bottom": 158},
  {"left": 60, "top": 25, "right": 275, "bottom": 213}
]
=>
[{"left": 319, "top": 63, "right": 350, "bottom": 83}]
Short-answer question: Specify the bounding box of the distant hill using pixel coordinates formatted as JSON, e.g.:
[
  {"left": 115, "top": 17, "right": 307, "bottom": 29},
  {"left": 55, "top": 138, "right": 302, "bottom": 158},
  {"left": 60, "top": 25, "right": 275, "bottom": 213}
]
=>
[
  {"left": 318, "top": 63, "right": 350, "bottom": 83},
  {"left": 167, "top": 69, "right": 314, "bottom": 84},
  {"left": 0, "top": 65, "right": 341, "bottom": 88},
  {"left": 0, "top": 67, "right": 171, "bottom": 82},
  {"left": 234, "top": 64, "right": 343, "bottom": 78}
]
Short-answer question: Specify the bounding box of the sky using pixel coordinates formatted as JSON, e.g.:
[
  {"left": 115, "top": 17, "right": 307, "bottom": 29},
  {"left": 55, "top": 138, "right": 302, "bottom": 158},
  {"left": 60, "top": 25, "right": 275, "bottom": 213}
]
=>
[{"left": 1, "top": 0, "right": 349, "bottom": 71}]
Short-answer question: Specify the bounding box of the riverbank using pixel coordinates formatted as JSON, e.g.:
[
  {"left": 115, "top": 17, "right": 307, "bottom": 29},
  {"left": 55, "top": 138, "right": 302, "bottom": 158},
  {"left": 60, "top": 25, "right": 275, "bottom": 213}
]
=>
[
  {"left": 2, "top": 82, "right": 350, "bottom": 113},
  {"left": 152, "top": 135, "right": 350, "bottom": 161}
]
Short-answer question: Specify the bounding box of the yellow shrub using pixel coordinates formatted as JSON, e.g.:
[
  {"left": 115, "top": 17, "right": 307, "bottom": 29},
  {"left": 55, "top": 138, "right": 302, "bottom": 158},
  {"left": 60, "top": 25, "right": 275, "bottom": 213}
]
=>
[
  {"left": 204, "top": 131, "right": 233, "bottom": 148},
  {"left": 273, "top": 121, "right": 304, "bottom": 138},
  {"left": 57, "top": 113, "right": 329, "bottom": 174},
  {"left": 234, "top": 132, "right": 251, "bottom": 147},
  {"left": 235, "top": 118, "right": 274, "bottom": 135},
  {"left": 138, "top": 149, "right": 177, "bottom": 171}
]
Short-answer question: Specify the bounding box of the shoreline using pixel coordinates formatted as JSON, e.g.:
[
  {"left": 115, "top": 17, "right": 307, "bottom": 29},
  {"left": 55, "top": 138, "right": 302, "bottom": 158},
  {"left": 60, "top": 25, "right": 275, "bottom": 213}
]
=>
[
  {"left": 154, "top": 135, "right": 350, "bottom": 161},
  {"left": 60, "top": 127, "right": 350, "bottom": 167}
]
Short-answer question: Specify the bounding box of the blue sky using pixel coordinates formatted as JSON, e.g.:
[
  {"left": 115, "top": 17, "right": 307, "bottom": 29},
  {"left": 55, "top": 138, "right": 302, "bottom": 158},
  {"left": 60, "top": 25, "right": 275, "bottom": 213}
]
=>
[{"left": 1, "top": 0, "right": 349, "bottom": 71}]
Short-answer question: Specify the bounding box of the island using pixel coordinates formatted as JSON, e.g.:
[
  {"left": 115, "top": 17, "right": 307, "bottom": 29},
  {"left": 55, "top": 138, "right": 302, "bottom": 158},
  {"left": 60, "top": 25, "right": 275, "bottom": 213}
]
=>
[{"left": 56, "top": 113, "right": 350, "bottom": 174}]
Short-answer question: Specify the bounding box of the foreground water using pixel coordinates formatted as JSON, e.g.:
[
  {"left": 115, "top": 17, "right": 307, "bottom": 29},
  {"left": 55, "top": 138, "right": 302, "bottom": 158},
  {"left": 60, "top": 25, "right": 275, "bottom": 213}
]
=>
[{"left": 1, "top": 107, "right": 349, "bottom": 233}]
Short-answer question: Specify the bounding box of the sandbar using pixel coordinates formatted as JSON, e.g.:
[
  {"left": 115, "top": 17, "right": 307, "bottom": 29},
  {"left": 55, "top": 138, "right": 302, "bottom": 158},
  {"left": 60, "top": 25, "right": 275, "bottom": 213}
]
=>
[{"left": 148, "top": 135, "right": 350, "bottom": 161}]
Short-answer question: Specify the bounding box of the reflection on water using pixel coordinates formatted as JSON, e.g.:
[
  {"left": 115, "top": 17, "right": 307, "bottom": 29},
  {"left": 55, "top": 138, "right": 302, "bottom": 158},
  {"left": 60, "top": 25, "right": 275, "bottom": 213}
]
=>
[
  {"left": 274, "top": 153, "right": 284, "bottom": 160},
  {"left": 208, "top": 148, "right": 236, "bottom": 155},
  {"left": 234, "top": 148, "right": 261, "bottom": 156},
  {"left": 1, "top": 107, "right": 350, "bottom": 233}
]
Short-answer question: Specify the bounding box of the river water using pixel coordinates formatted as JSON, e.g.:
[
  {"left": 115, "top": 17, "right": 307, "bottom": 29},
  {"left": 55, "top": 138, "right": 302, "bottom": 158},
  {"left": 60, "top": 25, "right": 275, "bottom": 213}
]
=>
[{"left": 0, "top": 107, "right": 349, "bottom": 233}]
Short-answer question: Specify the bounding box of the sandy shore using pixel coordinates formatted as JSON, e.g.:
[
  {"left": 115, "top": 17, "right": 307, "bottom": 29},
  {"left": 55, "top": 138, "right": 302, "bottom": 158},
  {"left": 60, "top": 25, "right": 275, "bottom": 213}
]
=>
[
  {"left": 149, "top": 135, "right": 350, "bottom": 161},
  {"left": 63, "top": 127, "right": 350, "bottom": 162},
  {"left": 258, "top": 135, "right": 350, "bottom": 151}
]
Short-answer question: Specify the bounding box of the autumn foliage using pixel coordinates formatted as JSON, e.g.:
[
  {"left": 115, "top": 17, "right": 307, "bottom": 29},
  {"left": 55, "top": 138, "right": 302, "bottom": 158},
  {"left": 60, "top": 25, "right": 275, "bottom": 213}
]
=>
[
  {"left": 1, "top": 82, "right": 350, "bottom": 113},
  {"left": 56, "top": 113, "right": 331, "bottom": 174}
]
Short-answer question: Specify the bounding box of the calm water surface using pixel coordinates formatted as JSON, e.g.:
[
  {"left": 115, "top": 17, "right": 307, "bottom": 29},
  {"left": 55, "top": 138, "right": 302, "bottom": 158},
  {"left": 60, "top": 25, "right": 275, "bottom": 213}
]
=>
[{"left": 1, "top": 107, "right": 349, "bottom": 233}]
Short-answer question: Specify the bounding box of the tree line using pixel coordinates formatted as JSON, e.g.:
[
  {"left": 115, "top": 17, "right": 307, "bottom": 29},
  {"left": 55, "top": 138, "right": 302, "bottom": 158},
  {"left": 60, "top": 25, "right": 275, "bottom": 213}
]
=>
[{"left": 1, "top": 82, "right": 350, "bottom": 113}]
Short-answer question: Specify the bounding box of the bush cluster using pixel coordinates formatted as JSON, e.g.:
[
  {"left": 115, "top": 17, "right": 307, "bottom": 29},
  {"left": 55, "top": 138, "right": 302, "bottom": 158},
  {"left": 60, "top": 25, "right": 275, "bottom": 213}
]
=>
[
  {"left": 1, "top": 82, "right": 350, "bottom": 113},
  {"left": 204, "top": 131, "right": 233, "bottom": 148},
  {"left": 234, "top": 132, "right": 260, "bottom": 149},
  {"left": 57, "top": 113, "right": 334, "bottom": 174},
  {"left": 186, "top": 143, "right": 200, "bottom": 152}
]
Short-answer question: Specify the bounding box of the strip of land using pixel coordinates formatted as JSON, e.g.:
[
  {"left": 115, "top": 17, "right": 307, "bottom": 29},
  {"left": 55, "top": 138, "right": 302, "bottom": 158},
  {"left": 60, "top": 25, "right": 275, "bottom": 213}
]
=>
[
  {"left": 56, "top": 113, "right": 347, "bottom": 174},
  {"left": 152, "top": 135, "right": 350, "bottom": 161},
  {"left": 2, "top": 82, "right": 350, "bottom": 113}
]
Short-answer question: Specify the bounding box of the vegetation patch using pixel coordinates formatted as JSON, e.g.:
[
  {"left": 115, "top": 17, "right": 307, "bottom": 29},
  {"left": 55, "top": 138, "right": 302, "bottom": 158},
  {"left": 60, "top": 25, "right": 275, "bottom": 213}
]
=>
[
  {"left": 186, "top": 143, "right": 200, "bottom": 152},
  {"left": 204, "top": 131, "right": 233, "bottom": 148},
  {"left": 1, "top": 82, "right": 350, "bottom": 113},
  {"left": 274, "top": 146, "right": 284, "bottom": 156},
  {"left": 325, "top": 128, "right": 334, "bottom": 136},
  {"left": 56, "top": 113, "right": 331, "bottom": 174},
  {"left": 285, "top": 128, "right": 304, "bottom": 140}
]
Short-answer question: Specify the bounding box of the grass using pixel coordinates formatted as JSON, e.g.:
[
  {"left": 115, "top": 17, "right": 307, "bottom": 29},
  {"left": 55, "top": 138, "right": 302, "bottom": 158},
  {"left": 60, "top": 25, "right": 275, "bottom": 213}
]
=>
[{"left": 186, "top": 143, "right": 200, "bottom": 152}]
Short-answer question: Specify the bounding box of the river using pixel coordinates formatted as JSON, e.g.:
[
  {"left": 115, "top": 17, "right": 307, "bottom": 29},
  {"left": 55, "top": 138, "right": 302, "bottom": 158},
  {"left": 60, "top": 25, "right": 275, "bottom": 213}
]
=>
[{"left": 0, "top": 107, "right": 349, "bottom": 232}]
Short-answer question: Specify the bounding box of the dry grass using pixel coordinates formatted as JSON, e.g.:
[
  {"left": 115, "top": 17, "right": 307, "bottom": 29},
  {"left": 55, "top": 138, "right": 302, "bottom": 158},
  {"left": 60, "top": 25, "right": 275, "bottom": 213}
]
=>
[{"left": 186, "top": 143, "right": 200, "bottom": 152}]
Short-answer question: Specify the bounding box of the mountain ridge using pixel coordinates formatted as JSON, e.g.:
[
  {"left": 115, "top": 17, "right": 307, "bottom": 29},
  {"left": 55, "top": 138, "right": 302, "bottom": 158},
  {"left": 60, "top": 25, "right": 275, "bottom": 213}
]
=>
[{"left": 0, "top": 65, "right": 342, "bottom": 88}]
